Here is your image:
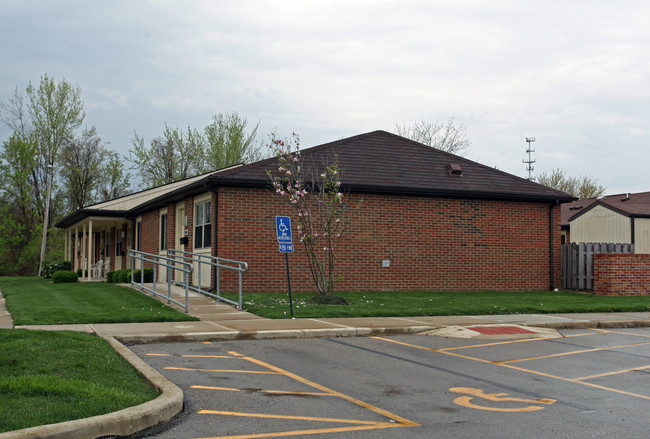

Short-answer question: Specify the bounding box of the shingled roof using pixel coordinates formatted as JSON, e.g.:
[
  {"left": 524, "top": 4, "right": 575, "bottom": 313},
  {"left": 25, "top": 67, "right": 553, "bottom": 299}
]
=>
[
  {"left": 562, "top": 191, "right": 650, "bottom": 227},
  {"left": 56, "top": 131, "right": 574, "bottom": 229},
  {"left": 209, "top": 130, "right": 573, "bottom": 203}
]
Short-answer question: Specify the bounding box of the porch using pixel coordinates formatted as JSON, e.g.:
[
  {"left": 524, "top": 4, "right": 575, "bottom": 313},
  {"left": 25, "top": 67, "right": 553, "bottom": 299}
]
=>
[{"left": 63, "top": 217, "right": 134, "bottom": 282}]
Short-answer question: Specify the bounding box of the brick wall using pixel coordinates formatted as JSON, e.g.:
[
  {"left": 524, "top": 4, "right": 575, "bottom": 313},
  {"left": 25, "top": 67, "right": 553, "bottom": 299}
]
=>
[
  {"left": 594, "top": 254, "right": 650, "bottom": 295},
  {"left": 140, "top": 210, "right": 160, "bottom": 269},
  {"left": 214, "top": 187, "right": 561, "bottom": 293}
]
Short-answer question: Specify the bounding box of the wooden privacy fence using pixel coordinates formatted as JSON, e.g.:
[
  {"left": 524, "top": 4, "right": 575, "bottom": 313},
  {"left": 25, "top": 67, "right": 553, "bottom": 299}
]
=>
[{"left": 561, "top": 242, "right": 634, "bottom": 290}]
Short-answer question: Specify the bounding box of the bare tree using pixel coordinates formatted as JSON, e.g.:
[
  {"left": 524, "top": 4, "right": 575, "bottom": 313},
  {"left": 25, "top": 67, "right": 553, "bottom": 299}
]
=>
[
  {"left": 59, "top": 127, "right": 106, "bottom": 210},
  {"left": 395, "top": 117, "right": 471, "bottom": 156}
]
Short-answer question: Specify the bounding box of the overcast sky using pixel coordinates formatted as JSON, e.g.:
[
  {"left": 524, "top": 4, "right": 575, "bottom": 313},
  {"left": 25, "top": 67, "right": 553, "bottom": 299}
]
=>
[{"left": 1, "top": 0, "right": 649, "bottom": 194}]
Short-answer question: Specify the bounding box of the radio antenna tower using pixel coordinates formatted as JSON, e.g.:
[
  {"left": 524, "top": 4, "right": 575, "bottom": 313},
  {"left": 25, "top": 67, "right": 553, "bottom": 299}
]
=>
[{"left": 523, "top": 137, "right": 536, "bottom": 180}]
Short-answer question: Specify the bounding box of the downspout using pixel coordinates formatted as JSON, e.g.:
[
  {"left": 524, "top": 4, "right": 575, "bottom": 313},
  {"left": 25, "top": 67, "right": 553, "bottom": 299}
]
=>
[
  {"left": 631, "top": 215, "right": 635, "bottom": 247},
  {"left": 209, "top": 184, "right": 219, "bottom": 291}
]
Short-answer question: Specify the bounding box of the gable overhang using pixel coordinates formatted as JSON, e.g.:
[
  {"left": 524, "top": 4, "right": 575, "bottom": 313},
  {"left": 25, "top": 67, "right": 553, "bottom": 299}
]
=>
[
  {"left": 568, "top": 200, "right": 630, "bottom": 223},
  {"left": 55, "top": 209, "right": 130, "bottom": 229},
  {"left": 206, "top": 175, "right": 573, "bottom": 204}
]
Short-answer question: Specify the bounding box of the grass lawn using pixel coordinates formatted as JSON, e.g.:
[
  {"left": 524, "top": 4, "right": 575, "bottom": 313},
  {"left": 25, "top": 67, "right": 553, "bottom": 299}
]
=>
[
  {"left": 0, "top": 277, "right": 197, "bottom": 325},
  {"left": 0, "top": 329, "right": 159, "bottom": 433},
  {"left": 222, "top": 290, "right": 650, "bottom": 319}
]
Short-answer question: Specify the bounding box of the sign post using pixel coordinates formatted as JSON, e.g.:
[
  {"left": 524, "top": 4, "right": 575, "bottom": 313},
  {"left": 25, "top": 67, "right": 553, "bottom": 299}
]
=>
[{"left": 276, "top": 216, "right": 294, "bottom": 317}]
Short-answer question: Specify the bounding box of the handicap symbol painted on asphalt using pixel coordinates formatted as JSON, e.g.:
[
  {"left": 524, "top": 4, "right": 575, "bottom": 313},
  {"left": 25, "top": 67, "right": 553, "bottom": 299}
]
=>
[{"left": 449, "top": 387, "right": 556, "bottom": 412}]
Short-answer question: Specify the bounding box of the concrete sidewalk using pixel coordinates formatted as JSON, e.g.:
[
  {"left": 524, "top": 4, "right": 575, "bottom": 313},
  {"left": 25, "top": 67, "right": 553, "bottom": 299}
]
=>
[{"left": 9, "top": 284, "right": 650, "bottom": 343}]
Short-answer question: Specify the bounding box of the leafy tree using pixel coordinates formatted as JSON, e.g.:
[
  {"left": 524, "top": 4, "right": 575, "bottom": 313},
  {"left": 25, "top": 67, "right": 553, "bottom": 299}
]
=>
[
  {"left": 395, "top": 117, "right": 471, "bottom": 156},
  {"left": 129, "top": 112, "right": 262, "bottom": 188},
  {"left": 97, "top": 151, "right": 131, "bottom": 202},
  {"left": 129, "top": 124, "right": 201, "bottom": 188},
  {"left": 0, "top": 134, "right": 40, "bottom": 275},
  {"left": 0, "top": 134, "right": 39, "bottom": 229},
  {"left": 197, "top": 112, "right": 261, "bottom": 173},
  {"left": 268, "top": 133, "right": 352, "bottom": 303},
  {"left": 0, "top": 75, "right": 87, "bottom": 274},
  {"left": 26, "top": 74, "right": 86, "bottom": 166},
  {"left": 535, "top": 168, "right": 606, "bottom": 199}
]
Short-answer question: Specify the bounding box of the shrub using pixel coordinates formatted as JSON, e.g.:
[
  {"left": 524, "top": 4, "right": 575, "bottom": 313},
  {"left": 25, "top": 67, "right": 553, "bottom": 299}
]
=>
[
  {"left": 42, "top": 260, "right": 73, "bottom": 279},
  {"left": 132, "top": 268, "right": 154, "bottom": 283},
  {"left": 106, "top": 271, "right": 115, "bottom": 283},
  {"left": 52, "top": 270, "right": 78, "bottom": 283},
  {"left": 117, "top": 269, "right": 132, "bottom": 283}
]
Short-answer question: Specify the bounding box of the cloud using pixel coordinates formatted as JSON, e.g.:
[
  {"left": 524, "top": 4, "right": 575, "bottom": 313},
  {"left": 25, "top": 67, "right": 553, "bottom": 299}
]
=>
[{"left": 2, "top": 0, "right": 650, "bottom": 193}]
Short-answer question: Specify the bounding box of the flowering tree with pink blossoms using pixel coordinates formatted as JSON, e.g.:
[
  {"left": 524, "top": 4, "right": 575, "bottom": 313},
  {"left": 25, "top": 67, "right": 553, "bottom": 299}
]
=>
[{"left": 268, "top": 133, "right": 350, "bottom": 303}]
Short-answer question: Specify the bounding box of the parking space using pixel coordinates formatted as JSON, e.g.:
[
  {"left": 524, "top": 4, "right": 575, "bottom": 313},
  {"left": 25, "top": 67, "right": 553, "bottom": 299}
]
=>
[{"left": 131, "top": 327, "right": 650, "bottom": 438}]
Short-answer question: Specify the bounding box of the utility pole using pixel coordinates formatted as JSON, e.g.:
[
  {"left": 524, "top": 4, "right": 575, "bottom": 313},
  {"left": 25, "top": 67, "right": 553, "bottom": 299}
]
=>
[
  {"left": 38, "top": 163, "right": 54, "bottom": 277},
  {"left": 523, "top": 137, "right": 536, "bottom": 180}
]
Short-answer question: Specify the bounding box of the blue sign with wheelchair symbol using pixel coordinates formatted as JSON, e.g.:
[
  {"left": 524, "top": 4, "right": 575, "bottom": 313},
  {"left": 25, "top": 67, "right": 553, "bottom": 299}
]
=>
[{"left": 276, "top": 216, "right": 292, "bottom": 243}]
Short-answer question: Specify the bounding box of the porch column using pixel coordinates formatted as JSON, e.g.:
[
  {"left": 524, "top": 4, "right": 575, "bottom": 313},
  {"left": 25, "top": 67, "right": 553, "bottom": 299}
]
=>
[
  {"left": 82, "top": 222, "right": 86, "bottom": 275},
  {"left": 74, "top": 226, "right": 79, "bottom": 270},
  {"left": 64, "top": 230, "right": 68, "bottom": 263},
  {"left": 87, "top": 220, "right": 93, "bottom": 281}
]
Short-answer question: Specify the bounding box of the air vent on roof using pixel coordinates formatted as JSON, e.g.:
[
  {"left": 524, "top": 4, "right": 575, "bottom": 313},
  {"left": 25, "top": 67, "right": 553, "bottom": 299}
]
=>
[
  {"left": 622, "top": 193, "right": 630, "bottom": 201},
  {"left": 447, "top": 163, "right": 463, "bottom": 175},
  {"left": 569, "top": 206, "right": 583, "bottom": 210}
]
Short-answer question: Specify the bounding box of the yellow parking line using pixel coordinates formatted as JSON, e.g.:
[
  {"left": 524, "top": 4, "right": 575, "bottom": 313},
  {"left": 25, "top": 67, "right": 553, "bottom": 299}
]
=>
[
  {"left": 228, "top": 350, "right": 419, "bottom": 427},
  {"left": 372, "top": 336, "right": 650, "bottom": 401},
  {"left": 592, "top": 328, "right": 650, "bottom": 338},
  {"left": 198, "top": 410, "right": 385, "bottom": 425},
  {"left": 197, "top": 423, "right": 403, "bottom": 439},
  {"left": 440, "top": 332, "right": 598, "bottom": 352},
  {"left": 501, "top": 362, "right": 650, "bottom": 401},
  {"left": 164, "top": 367, "right": 281, "bottom": 374},
  {"left": 496, "top": 341, "right": 650, "bottom": 364},
  {"left": 191, "top": 385, "right": 240, "bottom": 392},
  {"left": 179, "top": 354, "right": 237, "bottom": 359},
  {"left": 441, "top": 337, "right": 552, "bottom": 351},
  {"left": 146, "top": 353, "right": 235, "bottom": 359},
  {"left": 190, "top": 385, "right": 332, "bottom": 396},
  {"left": 572, "top": 364, "right": 650, "bottom": 381}
]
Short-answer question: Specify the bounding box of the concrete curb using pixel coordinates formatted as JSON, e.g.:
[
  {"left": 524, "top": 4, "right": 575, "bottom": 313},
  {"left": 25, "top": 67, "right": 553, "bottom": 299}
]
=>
[
  {"left": 0, "top": 337, "right": 183, "bottom": 439},
  {"left": 109, "top": 325, "right": 442, "bottom": 344}
]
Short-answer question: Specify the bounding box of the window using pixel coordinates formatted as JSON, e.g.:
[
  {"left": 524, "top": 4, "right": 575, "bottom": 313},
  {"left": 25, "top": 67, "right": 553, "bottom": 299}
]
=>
[
  {"left": 194, "top": 201, "right": 212, "bottom": 249},
  {"left": 160, "top": 213, "right": 168, "bottom": 251}
]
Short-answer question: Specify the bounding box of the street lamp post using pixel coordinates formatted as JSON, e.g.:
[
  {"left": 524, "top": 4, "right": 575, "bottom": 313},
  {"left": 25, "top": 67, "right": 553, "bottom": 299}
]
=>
[{"left": 38, "top": 163, "right": 54, "bottom": 277}]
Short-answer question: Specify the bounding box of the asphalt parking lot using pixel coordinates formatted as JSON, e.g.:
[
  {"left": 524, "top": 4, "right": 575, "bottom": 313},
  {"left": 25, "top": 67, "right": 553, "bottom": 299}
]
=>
[{"left": 130, "top": 327, "right": 650, "bottom": 439}]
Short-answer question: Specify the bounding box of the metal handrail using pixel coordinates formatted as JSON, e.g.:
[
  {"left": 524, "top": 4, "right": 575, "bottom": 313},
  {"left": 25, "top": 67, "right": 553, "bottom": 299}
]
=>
[
  {"left": 130, "top": 249, "right": 193, "bottom": 312},
  {"left": 167, "top": 249, "right": 248, "bottom": 309}
]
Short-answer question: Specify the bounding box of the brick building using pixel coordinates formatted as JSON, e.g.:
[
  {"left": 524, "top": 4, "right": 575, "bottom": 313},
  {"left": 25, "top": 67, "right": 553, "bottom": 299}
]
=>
[{"left": 56, "top": 131, "right": 573, "bottom": 291}]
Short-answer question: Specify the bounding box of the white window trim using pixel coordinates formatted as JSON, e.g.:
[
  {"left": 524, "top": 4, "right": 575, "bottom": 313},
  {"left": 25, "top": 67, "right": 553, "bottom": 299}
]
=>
[{"left": 194, "top": 198, "right": 212, "bottom": 250}]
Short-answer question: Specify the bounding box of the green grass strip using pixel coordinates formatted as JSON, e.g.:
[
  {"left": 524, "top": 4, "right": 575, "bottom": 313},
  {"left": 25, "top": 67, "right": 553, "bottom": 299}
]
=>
[
  {"left": 0, "top": 277, "right": 197, "bottom": 325},
  {"left": 0, "top": 329, "right": 159, "bottom": 433},
  {"left": 221, "top": 290, "right": 650, "bottom": 319}
]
